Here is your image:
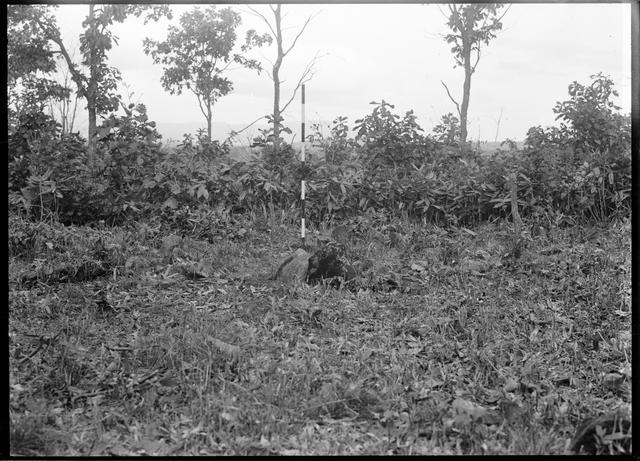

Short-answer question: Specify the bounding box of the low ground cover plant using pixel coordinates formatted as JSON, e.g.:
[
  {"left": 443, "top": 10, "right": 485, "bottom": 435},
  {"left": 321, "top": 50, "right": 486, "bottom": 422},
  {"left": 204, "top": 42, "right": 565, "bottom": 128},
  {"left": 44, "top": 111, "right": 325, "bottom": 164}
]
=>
[{"left": 9, "top": 213, "right": 631, "bottom": 455}]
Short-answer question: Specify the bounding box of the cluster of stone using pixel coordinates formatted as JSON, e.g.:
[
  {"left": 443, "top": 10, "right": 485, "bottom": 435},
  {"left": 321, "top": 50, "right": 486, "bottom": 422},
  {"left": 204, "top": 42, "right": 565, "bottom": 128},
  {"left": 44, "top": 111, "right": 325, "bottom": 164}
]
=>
[{"left": 273, "top": 236, "right": 356, "bottom": 285}]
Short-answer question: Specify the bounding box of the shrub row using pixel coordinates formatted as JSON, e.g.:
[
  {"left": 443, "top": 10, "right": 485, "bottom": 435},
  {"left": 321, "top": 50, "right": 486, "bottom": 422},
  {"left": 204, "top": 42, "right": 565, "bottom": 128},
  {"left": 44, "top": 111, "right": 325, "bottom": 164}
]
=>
[{"left": 8, "top": 80, "right": 631, "bottom": 229}]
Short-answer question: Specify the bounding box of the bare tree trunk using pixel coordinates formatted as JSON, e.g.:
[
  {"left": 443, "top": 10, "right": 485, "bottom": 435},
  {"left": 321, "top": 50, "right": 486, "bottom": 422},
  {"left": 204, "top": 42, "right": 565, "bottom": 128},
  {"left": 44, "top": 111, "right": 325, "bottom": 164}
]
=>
[
  {"left": 249, "top": 3, "right": 318, "bottom": 154},
  {"left": 207, "top": 104, "right": 212, "bottom": 141},
  {"left": 87, "top": 98, "right": 97, "bottom": 151},
  {"left": 86, "top": 4, "right": 97, "bottom": 165},
  {"left": 69, "top": 93, "right": 78, "bottom": 133},
  {"left": 494, "top": 107, "right": 504, "bottom": 143},
  {"left": 87, "top": 100, "right": 97, "bottom": 162},
  {"left": 249, "top": 3, "right": 317, "bottom": 154},
  {"left": 60, "top": 71, "right": 68, "bottom": 134},
  {"left": 273, "top": 69, "right": 281, "bottom": 154},
  {"left": 508, "top": 173, "right": 522, "bottom": 235},
  {"left": 459, "top": 34, "right": 471, "bottom": 145},
  {"left": 60, "top": 97, "right": 67, "bottom": 134},
  {"left": 460, "top": 68, "right": 470, "bottom": 144},
  {"left": 272, "top": 4, "right": 283, "bottom": 155}
]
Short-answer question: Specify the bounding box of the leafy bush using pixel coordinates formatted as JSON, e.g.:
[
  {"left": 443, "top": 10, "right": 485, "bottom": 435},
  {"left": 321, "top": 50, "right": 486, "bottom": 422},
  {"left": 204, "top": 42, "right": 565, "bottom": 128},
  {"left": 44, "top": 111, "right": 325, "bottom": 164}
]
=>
[
  {"left": 8, "top": 72, "right": 630, "bottom": 232},
  {"left": 354, "top": 100, "right": 434, "bottom": 178},
  {"left": 191, "top": 129, "right": 231, "bottom": 160},
  {"left": 309, "top": 116, "right": 356, "bottom": 165},
  {"left": 9, "top": 103, "right": 167, "bottom": 225},
  {"left": 8, "top": 112, "right": 79, "bottom": 193},
  {"left": 553, "top": 72, "right": 631, "bottom": 155},
  {"left": 305, "top": 160, "right": 361, "bottom": 221},
  {"left": 432, "top": 112, "right": 461, "bottom": 146},
  {"left": 95, "top": 103, "right": 163, "bottom": 190},
  {"left": 53, "top": 103, "right": 167, "bottom": 225},
  {"left": 8, "top": 111, "right": 90, "bottom": 222},
  {"left": 143, "top": 138, "right": 300, "bottom": 231},
  {"left": 259, "top": 143, "right": 297, "bottom": 175},
  {"left": 251, "top": 114, "right": 297, "bottom": 175},
  {"left": 518, "top": 73, "right": 631, "bottom": 222}
]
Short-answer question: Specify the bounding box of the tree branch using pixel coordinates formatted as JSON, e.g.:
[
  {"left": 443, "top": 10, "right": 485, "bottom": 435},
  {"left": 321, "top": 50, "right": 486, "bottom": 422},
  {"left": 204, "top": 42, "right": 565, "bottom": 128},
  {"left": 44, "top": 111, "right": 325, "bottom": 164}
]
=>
[
  {"left": 441, "top": 80, "right": 461, "bottom": 118},
  {"left": 219, "top": 59, "right": 234, "bottom": 73},
  {"left": 119, "top": 98, "right": 132, "bottom": 116},
  {"left": 471, "top": 47, "right": 481, "bottom": 74},
  {"left": 283, "top": 11, "right": 319, "bottom": 57},
  {"left": 280, "top": 51, "right": 322, "bottom": 113},
  {"left": 33, "top": 15, "right": 87, "bottom": 93},
  {"left": 246, "top": 6, "right": 277, "bottom": 39},
  {"left": 449, "top": 4, "right": 463, "bottom": 30},
  {"left": 436, "top": 5, "right": 450, "bottom": 21},
  {"left": 223, "top": 114, "right": 268, "bottom": 143},
  {"left": 496, "top": 4, "right": 512, "bottom": 24},
  {"left": 478, "top": 7, "right": 491, "bottom": 34},
  {"left": 191, "top": 87, "right": 208, "bottom": 121},
  {"left": 261, "top": 54, "right": 275, "bottom": 69}
]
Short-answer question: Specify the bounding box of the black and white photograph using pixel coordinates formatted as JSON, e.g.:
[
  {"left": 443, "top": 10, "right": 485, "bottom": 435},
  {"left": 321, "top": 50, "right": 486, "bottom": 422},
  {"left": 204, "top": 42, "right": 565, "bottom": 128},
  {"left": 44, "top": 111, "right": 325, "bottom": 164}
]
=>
[{"left": 7, "top": 1, "right": 633, "bottom": 455}]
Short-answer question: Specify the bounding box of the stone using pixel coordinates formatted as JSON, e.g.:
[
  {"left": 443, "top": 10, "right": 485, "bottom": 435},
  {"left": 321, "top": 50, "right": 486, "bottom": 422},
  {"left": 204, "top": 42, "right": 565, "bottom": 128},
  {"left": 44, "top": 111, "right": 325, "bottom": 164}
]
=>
[
  {"left": 307, "top": 241, "right": 357, "bottom": 284},
  {"left": 273, "top": 248, "right": 310, "bottom": 284},
  {"left": 179, "top": 261, "right": 210, "bottom": 280},
  {"left": 273, "top": 239, "right": 359, "bottom": 287}
]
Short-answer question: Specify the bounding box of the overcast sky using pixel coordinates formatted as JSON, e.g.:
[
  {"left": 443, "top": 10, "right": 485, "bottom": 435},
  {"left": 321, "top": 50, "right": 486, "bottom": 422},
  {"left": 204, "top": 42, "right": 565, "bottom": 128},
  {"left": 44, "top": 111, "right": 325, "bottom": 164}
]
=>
[{"left": 52, "top": 3, "right": 632, "bottom": 143}]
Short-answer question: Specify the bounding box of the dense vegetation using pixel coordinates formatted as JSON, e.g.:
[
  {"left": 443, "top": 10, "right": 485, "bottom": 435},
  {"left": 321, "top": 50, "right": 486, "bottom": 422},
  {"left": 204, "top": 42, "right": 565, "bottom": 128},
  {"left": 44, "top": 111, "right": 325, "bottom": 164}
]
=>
[
  {"left": 8, "top": 73, "right": 631, "bottom": 230},
  {"left": 9, "top": 71, "right": 631, "bottom": 455},
  {"left": 8, "top": 3, "right": 631, "bottom": 455}
]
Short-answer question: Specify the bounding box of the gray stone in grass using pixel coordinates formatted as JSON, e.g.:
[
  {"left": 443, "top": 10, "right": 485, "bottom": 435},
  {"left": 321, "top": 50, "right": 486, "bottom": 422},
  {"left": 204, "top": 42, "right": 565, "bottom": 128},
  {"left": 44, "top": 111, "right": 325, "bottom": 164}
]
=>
[
  {"left": 178, "top": 261, "right": 210, "bottom": 280},
  {"left": 273, "top": 248, "right": 311, "bottom": 284}
]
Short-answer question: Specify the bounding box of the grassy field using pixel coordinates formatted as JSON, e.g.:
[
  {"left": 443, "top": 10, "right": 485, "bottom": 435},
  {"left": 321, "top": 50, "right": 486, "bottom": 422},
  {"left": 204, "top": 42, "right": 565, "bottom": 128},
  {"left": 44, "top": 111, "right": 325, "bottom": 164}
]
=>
[{"left": 9, "top": 213, "right": 631, "bottom": 455}]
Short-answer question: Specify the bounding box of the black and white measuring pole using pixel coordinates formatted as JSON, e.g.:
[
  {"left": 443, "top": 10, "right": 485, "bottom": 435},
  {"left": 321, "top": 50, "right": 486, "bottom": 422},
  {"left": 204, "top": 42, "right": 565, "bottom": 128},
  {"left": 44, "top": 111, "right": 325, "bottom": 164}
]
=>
[{"left": 300, "top": 84, "right": 306, "bottom": 243}]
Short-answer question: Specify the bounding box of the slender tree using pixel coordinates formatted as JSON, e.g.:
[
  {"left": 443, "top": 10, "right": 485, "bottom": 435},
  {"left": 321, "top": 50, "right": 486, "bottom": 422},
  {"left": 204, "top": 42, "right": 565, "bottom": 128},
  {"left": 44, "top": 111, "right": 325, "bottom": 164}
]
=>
[
  {"left": 440, "top": 3, "right": 508, "bottom": 144},
  {"left": 144, "top": 6, "right": 266, "bottom": 142},
  {"left": 50, "top": 50, "right": 81, "bottom": 136},
  {"left": 246, "top": 4, "right": 320, "bottom": 155},
  {"left": 11, "top": 4, "right": 171, "bottom": 164}
]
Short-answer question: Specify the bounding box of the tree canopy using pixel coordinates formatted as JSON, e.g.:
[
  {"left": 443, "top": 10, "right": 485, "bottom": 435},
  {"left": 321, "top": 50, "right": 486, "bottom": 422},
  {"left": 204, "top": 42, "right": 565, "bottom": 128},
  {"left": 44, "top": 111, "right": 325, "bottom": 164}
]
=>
[{"left": 144, "top": 6, "right": 265, "bottom": 141}]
